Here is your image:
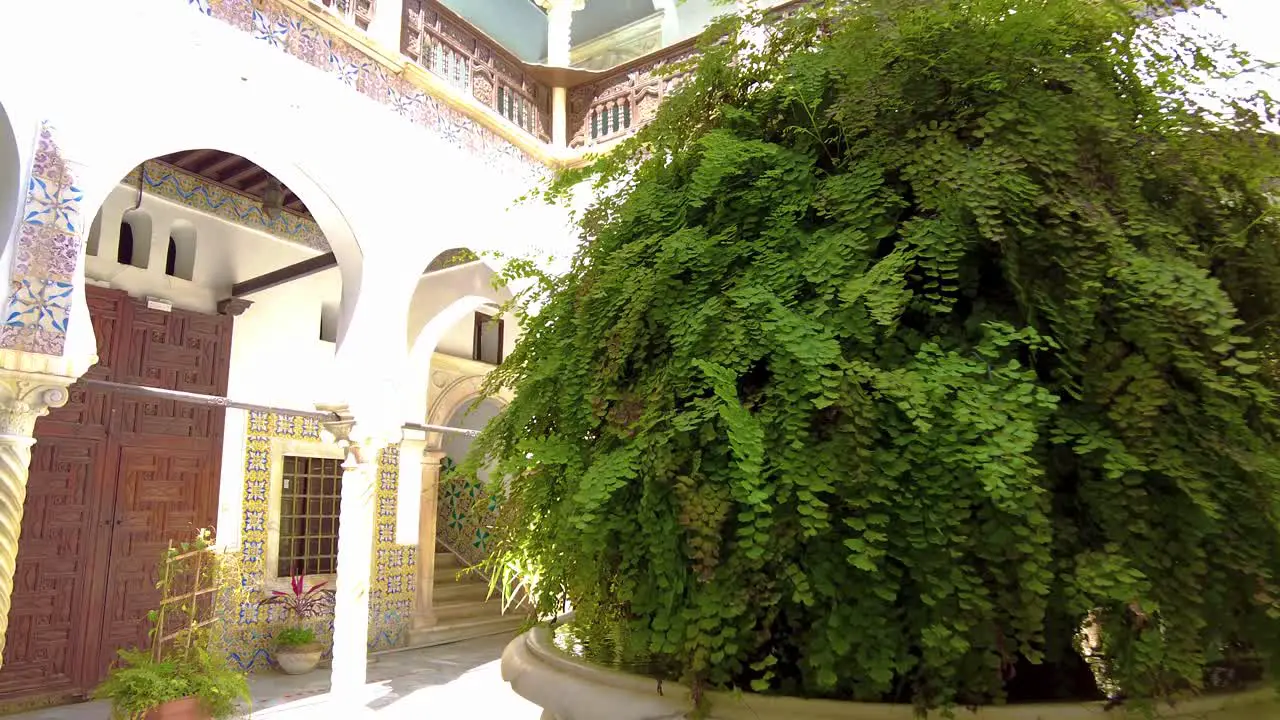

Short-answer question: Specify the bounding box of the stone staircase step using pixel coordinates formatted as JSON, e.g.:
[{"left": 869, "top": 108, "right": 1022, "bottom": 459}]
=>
[
  {"left": 433, "top": 597, "right": 505, "bottom": 624},
  {"left": 406, "top": 614, "right": 527, "bottom": 650},
  {"left": 432, "top": 578, "right": 492, "bottom": 604},
  {"left": 435, "top": 552, "right": 465, "bottom": 572}
]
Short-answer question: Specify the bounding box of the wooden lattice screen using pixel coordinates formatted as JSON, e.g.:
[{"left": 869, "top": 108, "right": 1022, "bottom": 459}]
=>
[{"left": 149, "top": 540, "right": 223, "bottom": 663}]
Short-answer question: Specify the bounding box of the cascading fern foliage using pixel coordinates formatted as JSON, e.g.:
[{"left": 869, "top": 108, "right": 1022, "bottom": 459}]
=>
[{"left": 469, "top": 0, "right": 1280, "bottom": 710}]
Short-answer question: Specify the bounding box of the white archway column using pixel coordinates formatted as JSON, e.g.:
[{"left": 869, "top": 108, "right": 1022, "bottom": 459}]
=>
[
  {"left": 653, "top": 0, "right": 680, "bottom": 43},
  {"left": 0, "top": 365, "right": 75, "bottom": 665},
  {"left": 318, "top": 404, "right": 394, "bottom": 696},
  {"left": 412, "top": 447, "right": 446, "bottom": 630}
]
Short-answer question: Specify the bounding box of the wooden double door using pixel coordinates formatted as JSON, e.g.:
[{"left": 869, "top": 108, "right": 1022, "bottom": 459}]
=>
[{"left": 0, "top": 286, "right": 234, "bottom": 704}]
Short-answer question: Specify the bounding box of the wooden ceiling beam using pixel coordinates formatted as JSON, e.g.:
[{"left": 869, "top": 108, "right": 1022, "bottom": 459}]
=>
[
  {"left": 231, "top": 252, "right": 338, "bottom": 298},
  {"left": 170, "top": 149, "right": 219, "bottom": 170},
  {"left": 224, "top": 165, "right": 266, "bottom": 186},
  {"left": 196, "top": 154, "right": 244, "bottom": 177}
]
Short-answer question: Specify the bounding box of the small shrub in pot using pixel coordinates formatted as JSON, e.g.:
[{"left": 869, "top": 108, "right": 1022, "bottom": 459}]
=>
[{"left": 260, "top": 573, "right": 333, "bottom": 675}]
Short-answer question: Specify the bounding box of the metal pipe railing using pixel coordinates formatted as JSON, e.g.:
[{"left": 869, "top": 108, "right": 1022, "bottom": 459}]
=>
[{"left": 79, "top": 378, "right": 480, "bottom": 438}]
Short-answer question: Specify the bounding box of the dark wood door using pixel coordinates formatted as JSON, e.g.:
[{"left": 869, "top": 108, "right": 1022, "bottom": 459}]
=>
[{"left": 0, "top": 287, "right": 232, "bottom": 706}]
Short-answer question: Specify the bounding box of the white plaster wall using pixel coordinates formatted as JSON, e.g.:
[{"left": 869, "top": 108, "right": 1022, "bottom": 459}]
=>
[{"left": 0, "top": 0, "right": 576, "bottom": 430}]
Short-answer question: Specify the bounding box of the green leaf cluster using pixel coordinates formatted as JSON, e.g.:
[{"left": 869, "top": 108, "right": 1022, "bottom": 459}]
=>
[
  {"left": 97, "top": 531, "right": 250, "bottom": 718},
  {"left": 470, "top": 0, "right": 1280, "bottom": 710},
  {"left": 95, "top": 647, "right": 249, "bottom": 720},
  {"left": 274, "top": 625, "right": 318, "bottom": 648}
]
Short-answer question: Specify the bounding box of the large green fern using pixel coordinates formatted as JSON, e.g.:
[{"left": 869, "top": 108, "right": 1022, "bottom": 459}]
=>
[{"left": 469, "top": 0, "right": 1280, "bottom": 710}]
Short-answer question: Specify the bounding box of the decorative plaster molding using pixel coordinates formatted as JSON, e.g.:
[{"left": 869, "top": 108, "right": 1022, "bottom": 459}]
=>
[
  {"left": 217, "top": 297, "right": 254, "bottom": 316},
  {"left": 0, "top": 348, "right": 97, "bottom": 385},
  {"left": 0, "top": 370, "right": 73, "bottom": 440}
]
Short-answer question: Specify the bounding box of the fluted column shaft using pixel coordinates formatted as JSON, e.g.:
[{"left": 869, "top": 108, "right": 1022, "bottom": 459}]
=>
[{"left": 0, "top": 370, "right": 73, "bottom": 666}]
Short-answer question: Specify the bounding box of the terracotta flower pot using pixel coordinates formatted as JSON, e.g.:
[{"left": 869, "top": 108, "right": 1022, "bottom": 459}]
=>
[
  {"left": 144, "top": 696, "right": 208, "bottom": 720},
  {"left": 275, "top": 642, "right": 324, "bottom": 675}
]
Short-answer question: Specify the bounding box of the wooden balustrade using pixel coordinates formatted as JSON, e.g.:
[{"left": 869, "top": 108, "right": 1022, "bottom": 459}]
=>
[
  {"left": 567, "top": 40, "right": 699, "bottom": 150},
  {"left": 401, "top": 0, "right": 552, "bottom": 142},
  {"left": 565, "top": 1, "right": 806, "bottom": 149},
  {"left": 315, "top": 0, "right": 375, "bottom": 31}
]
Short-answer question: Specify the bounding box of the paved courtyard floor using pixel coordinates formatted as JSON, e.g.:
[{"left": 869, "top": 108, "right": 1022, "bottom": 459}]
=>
[{"left": 6, "top": 633, "right": 541, "bottom": 719}]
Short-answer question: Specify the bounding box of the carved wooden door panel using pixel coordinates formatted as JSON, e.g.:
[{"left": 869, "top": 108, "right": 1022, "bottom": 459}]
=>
[
  {"left": 89, "top": 446, "right": 217, "bottom": 680},
  {"left": 0, "top": 288, "right": 232, "bottom": 706},
  {"left": 116, "top": 303, "right": 230, "bottom": 394},
  {"left": 0, "top": 437, "right": 109, "bottom": 701},
  {"left": 0, "top": 288, "right": 125, "bottom": 703},
  {"left": 86, "top": 296, "right": 229, "bottom": 683}
]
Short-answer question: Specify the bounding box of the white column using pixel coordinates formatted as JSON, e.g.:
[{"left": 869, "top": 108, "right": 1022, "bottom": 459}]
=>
[
  {"left": 395, "top": 429, "right": 425, "bottom": 545},
  {"left": 0, "top": 369, "right": 73, "bottom": 665},
  {"left": 318, "top": 405, "right": 389, "bottom": 696},
  {"left": 539, "top": 0, "right": 584, "bottom": 146},
  {"left": 412, "top": 449, "right": 445, "bottom": 630},
  {"left": 653, "top": 0, "right": 680, "bottom": 44},
  {"left": 542, "top": 0, "right": 579, "bottom": 66},
  {"left": 552, "top": 88, "right": 569, "bottom": 146},
  {"left": 365, "top": 0, "right": 405, "bottom": 52}
]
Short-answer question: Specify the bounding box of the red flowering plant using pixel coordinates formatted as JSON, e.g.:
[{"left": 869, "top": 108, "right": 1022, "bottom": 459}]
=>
[{"left": 258, "top": 572, "right": 334, "bottom": 649}]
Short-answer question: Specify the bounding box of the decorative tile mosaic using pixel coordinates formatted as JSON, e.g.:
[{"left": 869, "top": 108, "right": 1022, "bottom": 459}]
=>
[
  {"left": 122, "top": 161, "right": 330, "bottom": 252},
  {"left": 187, "top": 0, "right": 550, "bottom": 186},
  {"left": 219, "top": 411, "right": 416, "bottom": 671},
  {"left": 370, "top": 443, "right": 417, "bottom": 652},
  {"left": 0, "top": 122, "right": 84, "bottom": 355},
  {"left": 437, "top": 457, "right": 500, "bottom": 568}
]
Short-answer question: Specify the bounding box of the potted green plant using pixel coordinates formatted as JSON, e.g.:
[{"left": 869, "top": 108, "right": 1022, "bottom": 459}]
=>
[
  {"left": 259, "top": 572, "right": 333, "bottom": 675},
  {"left": 472, "top": 0, "right": 1280, "bottom": 717},
  {"left": 97, "top": 530, "right": 250, "bottom": 720}
]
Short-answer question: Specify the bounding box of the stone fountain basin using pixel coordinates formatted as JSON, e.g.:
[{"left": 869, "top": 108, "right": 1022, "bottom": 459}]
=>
[{"left": 502, "top": 625, "right": 1278, "bottom": 720}]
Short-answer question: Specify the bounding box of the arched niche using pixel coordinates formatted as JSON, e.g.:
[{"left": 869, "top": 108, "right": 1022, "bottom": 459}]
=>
[
  {"left": 118, "top": 208, "right": 151, "bottom": 269},
  {"left": 165, "top": 218, "right": 197, "bottom": 281}
]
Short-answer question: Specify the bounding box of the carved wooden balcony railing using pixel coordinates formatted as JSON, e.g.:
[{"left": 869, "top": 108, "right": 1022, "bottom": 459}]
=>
[
  {"left": 567, "top": 39, "right": 700, "bottom": 150},
  {"left": 566, "top": 0, "right": 809, "bottom": 150},
  {"left": 312, "top": 0, "right": 375, "bottom": 31},
  {"left": 401, "top": 0, "right": 553, "bottom": 142}
]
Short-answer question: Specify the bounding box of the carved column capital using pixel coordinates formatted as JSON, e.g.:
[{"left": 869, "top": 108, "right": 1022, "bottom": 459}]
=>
[
  {"left": 316, "top": 402, "right": 396, "bottom": 466},
  {"left": 0, "top": 369, "right": 75, "bottom": 438},
  {"left": 535, "top": 0, "right": 586, "bottom": 11}
]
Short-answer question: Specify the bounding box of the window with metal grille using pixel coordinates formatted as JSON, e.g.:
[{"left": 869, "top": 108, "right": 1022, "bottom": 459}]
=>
[{"left": 277, "top": 456, "right": 343, "bottom": 577}]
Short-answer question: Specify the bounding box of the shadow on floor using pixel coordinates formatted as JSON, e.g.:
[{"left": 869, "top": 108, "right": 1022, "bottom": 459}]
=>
[{"left": 5, "top": 633, "right": 540, "bottom": 720}]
